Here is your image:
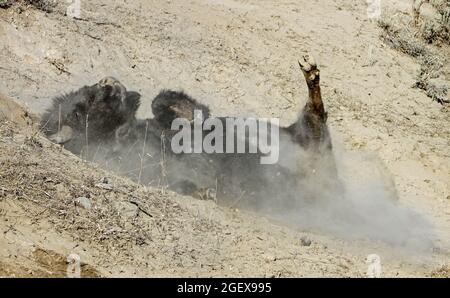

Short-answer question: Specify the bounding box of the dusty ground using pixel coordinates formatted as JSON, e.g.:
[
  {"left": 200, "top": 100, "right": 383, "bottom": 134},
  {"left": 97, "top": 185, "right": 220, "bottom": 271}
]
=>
[{"left": 0, "top": 0, "right": 449, "bottom": 277}]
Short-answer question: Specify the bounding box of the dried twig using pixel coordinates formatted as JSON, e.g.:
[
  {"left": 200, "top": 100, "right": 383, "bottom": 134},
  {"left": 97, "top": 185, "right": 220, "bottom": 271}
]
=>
[
  {"left": 84, "top": 114, "right": 89, "bottom": 159},
  {"left": 138, "top": 120, "right": 149, "bottom": 185},
  {"left": 159, "top": 131, "right": 168, "bottom": 194}
]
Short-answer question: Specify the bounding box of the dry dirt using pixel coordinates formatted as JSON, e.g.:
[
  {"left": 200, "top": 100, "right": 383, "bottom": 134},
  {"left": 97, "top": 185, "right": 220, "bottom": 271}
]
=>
[{"left": 0, "top": 0, "right": 449, "bottom": 277}]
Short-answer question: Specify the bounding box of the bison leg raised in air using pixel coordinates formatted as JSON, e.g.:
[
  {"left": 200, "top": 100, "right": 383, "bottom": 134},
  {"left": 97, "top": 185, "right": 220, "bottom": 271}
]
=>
[
  {"left": 287, "top": 54, "right": 332, "bottom": 152},
  {"left": 283, "top": 55, "right": 342, "bottom": 197}
]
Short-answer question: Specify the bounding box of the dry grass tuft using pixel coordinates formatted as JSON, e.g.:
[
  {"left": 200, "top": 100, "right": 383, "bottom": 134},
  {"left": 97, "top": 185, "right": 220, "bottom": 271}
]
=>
[
  {"left": 430, "top": 264, "right": 450, "bottom": 277},
  {"left": 378, "top": 18, "right": 428, "bottom": 57},
  {"left": 0, "top": 0, "right": 13, "bottom": 9},
  {"left": 413, "top": 0, "right": 449, "bottom": 45},
  {"left": 0, "top": 0, "right": 56, "bottom": 12},
  {"left": 378, "top": 16, "right": 449, "bottom": 104}
]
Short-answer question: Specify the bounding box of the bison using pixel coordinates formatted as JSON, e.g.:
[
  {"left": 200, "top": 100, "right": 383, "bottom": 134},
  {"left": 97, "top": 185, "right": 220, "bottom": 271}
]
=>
[{"left": 42, "top": 55, "right": 340, "bottom": 212}]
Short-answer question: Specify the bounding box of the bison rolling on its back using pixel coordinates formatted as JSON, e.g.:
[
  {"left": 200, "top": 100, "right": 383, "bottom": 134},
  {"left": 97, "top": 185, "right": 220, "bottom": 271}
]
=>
[{"left": 42, "top": 55, "right": 341, "bottom": 211}]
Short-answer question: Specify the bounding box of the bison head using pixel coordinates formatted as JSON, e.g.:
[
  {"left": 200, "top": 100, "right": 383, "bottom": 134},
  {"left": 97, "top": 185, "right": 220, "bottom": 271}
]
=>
[{"left": 41, "top": 77, "right": 141, "bottom": 155}]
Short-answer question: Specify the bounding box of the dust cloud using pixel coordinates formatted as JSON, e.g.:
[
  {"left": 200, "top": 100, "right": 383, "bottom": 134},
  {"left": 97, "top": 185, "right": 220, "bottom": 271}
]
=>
[
  {"left": 83, "top": 121, "right": 436, "bottom": 253},
  {"left": 258, "top": 138, "right": 436, "bottom": 252}
]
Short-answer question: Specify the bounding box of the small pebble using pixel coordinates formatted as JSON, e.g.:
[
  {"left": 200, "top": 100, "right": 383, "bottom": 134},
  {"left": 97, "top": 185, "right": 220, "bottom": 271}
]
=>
[
  {"left": 95, "top": 183, "right": 112, "bottom": 190},
  {"left": 74, "top": 197, "right": 92, "bottom": 210}
]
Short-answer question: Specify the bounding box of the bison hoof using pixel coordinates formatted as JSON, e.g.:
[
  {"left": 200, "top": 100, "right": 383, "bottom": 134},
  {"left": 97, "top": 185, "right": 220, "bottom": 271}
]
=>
[
  {"left": 98, "top": 77, "right": 121, "bottom": 87},
  {"left": 298, "top": 54, "right": 319, "bottom": 83},
  {"left": 97, "top": 77, "right": 127, "bottom": 100},
  {"left": 299, "top": 54, "right": 316, "bottom": 71}
]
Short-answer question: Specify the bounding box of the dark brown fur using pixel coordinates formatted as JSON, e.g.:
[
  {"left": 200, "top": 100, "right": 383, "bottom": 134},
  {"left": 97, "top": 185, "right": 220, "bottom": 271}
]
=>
[
  {"left": 43, "top": 57, "right": 338, "bottom": 210},
  {"left": 40, "top": 77, "right": 141, "bottom": 156}
]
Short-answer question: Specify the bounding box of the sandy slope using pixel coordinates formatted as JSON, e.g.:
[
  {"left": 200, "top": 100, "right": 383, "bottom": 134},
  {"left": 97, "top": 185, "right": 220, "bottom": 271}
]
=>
[
  {"left": 0, "top": 0, "right": 449, "bottom": 277},
  {"left": 0, "top": 102, "right": 446, "bottom": 277}
]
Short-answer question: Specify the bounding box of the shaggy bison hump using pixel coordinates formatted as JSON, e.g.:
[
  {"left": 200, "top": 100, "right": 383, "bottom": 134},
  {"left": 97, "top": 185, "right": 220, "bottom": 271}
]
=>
[{"left": 152, "top": 90, "right": 210, "bottom": 129}]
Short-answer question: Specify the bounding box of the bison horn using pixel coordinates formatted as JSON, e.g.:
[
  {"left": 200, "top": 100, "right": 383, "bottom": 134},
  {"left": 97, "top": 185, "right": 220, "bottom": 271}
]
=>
[{"left": 48, "top": 125, "right": 74, "bottom": 144}]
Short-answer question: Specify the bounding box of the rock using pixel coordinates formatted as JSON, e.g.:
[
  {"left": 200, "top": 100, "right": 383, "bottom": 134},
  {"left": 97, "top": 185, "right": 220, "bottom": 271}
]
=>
[
  {"left": 264, "top": 254, "right": 277, "bottom": 262},
  {"left": 74, "top": 197, "right": 92, "bottom": 210},
  {"left": 112, "top": 201, "right": 139, "bottom": 219},
  {"left": 0, "top": 93, "right": 34, "bottom": 126},
  {"left": 95, "top": 183, "right": 113, "bottom": 190}
]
